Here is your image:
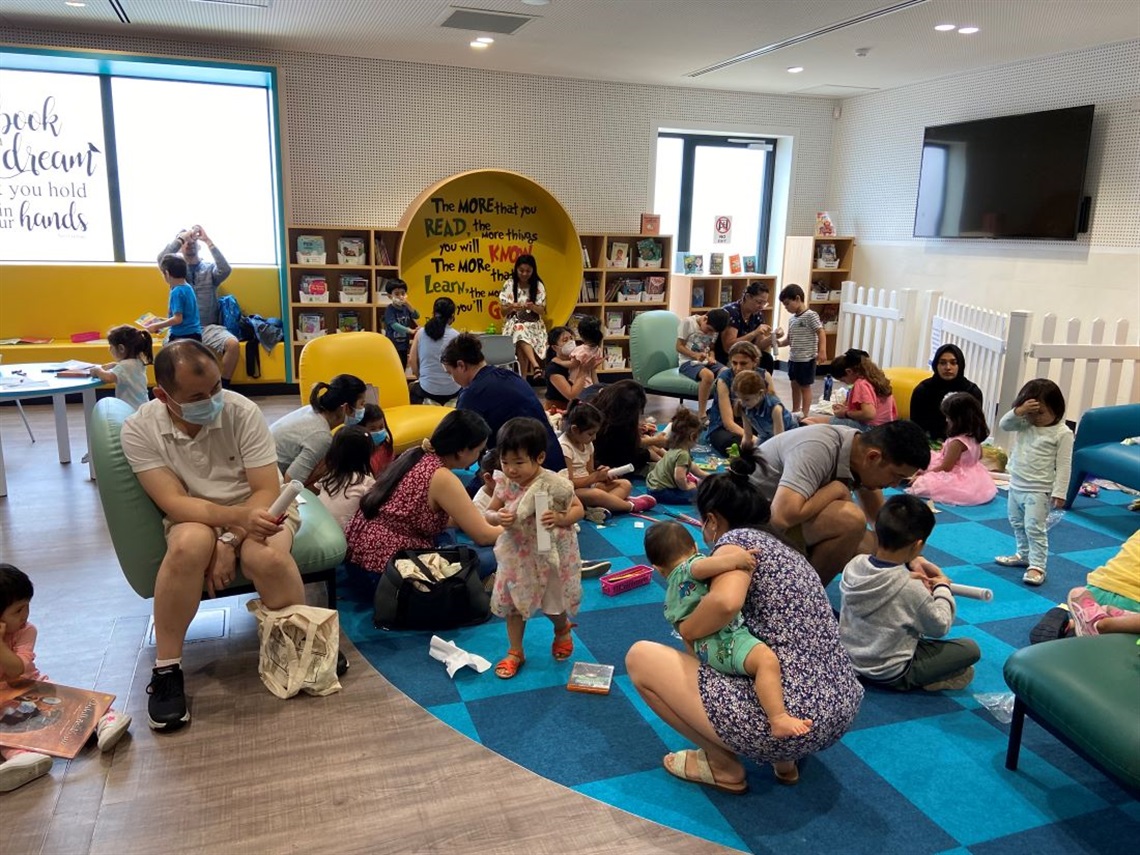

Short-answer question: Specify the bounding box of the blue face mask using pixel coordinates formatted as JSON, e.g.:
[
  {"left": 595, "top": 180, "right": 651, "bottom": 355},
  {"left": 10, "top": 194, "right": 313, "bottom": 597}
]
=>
[
  {"left": 168, "top": 389, "right": 224, "bottom": 425},
  {"left": 345, "top": 406, "right": 365, "bottom": 426},
  {"left": 370, "top": 429, "right": 389, "bottom": 446}
]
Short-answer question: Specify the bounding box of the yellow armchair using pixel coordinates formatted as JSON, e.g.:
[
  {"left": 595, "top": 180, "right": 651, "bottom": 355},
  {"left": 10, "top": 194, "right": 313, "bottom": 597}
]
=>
[
  {"left": 883, "top": 366, "right": 931, "bottom": 420},
  {"left": 298, "top": 332, "right": 449, "bottom": 454}
]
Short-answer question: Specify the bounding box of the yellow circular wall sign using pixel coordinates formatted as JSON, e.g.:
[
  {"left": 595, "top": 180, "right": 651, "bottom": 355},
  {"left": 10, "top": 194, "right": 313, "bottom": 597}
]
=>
[{"left": 398, "top": 170, "right": 582, "bottom": 332}]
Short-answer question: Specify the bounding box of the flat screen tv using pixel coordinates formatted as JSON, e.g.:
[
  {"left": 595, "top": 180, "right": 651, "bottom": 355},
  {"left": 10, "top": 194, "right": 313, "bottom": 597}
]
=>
[{"left": 913, "top": 105, "right": 1094, "bottom": 240}]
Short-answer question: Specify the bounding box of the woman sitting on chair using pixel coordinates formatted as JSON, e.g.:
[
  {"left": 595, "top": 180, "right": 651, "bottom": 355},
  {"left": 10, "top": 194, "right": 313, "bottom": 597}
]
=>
[{"left": 498, "top": 253, "right": 548, "bottom": 381}]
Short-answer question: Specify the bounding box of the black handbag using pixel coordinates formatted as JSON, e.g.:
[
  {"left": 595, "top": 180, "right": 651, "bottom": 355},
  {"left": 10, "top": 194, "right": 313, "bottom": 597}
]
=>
[{"left": 373, "top": 546, "right": 491, "bottom": 631}]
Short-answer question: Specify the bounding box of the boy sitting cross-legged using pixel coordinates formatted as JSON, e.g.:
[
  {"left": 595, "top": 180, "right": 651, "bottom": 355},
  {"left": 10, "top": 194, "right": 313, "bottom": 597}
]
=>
[{"left": 839, "top": 494, "right": 981, "bottom": 692}]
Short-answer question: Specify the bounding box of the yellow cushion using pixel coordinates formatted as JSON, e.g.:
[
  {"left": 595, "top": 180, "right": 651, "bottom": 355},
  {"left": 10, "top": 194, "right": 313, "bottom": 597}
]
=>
[
  {"left": 386, "top": 405, "right": 450, "bottom": 454},
  {"left": 883, "top": 367, "right": 931, "bottom": 420}
]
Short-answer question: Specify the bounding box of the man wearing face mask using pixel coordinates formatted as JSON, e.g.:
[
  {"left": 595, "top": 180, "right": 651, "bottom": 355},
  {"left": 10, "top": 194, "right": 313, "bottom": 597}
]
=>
[
  {"left": 157, "top": 225, "right": 240, "bottom": 388},
  {"left": 269, "top": 373, "right": 368, "bottom": 490},
  {"left": 120, "top": 340, "right": 313, "bottom": 733}
]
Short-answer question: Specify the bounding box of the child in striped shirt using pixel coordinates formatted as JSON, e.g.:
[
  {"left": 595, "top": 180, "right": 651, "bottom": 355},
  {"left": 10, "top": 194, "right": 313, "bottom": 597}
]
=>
[{"left": 777, "top": 284, "right": 826, "bottom": 419}]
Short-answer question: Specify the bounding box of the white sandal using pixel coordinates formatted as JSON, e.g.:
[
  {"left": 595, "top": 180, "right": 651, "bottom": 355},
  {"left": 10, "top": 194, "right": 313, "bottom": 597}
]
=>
[
  {"left": 995, "top": 554, "right": 1029, "bottom": 567},
  {"left": 1022, "top": 567, "right": 1047, "bottom": 586}
]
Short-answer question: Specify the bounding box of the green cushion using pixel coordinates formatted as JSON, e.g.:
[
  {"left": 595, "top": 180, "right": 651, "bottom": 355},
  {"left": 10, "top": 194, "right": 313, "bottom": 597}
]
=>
[
  {"left": 1004, "top": 634, "right": 1140, "bottom": 790},
  {"left": 647, "top": 368, "right": 701, "bottom": 396},
  {"left": 630, "top": 310, "right": 698, "bottom": 396},
  {"left": 90, "top": 398, "right": 345, "bottom": 599}
]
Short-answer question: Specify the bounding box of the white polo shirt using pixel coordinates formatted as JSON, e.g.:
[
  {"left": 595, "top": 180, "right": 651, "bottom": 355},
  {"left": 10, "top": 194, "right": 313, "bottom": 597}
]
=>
[{"left": 121, "top": 390, "right": 280, "bottom": 507}]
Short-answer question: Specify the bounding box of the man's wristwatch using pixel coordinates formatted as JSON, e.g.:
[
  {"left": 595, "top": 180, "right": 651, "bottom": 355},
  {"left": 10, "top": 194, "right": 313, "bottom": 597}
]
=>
[{"left": 218, "top": 531, "right": 239, "bottom": 551}]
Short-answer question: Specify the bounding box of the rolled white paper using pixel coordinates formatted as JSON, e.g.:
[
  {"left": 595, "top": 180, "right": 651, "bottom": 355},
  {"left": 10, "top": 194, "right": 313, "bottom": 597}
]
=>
[
  {"left": 269, "top": 480, "right": 304, "bottom": 522},
  {"left": 948, "top": 583, "right": 993, "bottom": 601},
  {"left": 533, "top": 491, "right": 552, "bottom": 553},
  {"left": 607, "top": 463, "right": 635, "bottom": 478}
]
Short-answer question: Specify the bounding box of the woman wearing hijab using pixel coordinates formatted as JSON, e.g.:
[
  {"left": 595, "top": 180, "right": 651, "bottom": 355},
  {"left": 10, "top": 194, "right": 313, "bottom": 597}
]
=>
[{"left": 909, "top": 344, "right": 984, "bottom": 440}]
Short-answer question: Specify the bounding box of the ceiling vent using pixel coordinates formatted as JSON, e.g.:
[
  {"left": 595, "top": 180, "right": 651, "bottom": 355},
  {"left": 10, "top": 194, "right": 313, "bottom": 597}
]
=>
[
  {"left": 441, "top": 7, "right": 533, "bottom": 36},
  {"left": 793, "top": 84, "right": 881, "bottom": 98},
  {"left": 190, "top": 0, "right": 273, "bottom": 7}
]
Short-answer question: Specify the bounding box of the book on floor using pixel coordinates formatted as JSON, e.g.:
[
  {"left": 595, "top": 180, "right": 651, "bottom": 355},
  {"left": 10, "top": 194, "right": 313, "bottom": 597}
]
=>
[
  {"left": 0, "top": 681, "right": 115, "bottom": 758},
  {"left": 567, "top": 662, "right": 615, "bottom": 694}
]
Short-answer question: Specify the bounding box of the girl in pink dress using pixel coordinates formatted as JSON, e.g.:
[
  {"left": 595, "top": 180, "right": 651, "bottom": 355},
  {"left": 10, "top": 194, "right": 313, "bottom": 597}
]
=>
[
  {"left": 484, "top": 418, "right": 585, "bottom": 679},
  {"left": 908, "top": 392, "right": 997, "bottom": 506}
]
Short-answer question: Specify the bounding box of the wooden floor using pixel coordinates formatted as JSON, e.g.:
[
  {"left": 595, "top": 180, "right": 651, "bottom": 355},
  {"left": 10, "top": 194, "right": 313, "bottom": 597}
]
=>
[{"left": 0, "top": 392, "right": 736, "bottom": 855}]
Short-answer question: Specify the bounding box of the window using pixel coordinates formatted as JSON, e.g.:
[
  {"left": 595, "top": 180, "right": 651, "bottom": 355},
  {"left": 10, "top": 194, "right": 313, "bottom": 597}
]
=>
[
  {"left": 0, "top": 50, "right": 282, "bottom": 265},
  {"left": 654, "top": 133, "right": 776, "bottom": 271}
]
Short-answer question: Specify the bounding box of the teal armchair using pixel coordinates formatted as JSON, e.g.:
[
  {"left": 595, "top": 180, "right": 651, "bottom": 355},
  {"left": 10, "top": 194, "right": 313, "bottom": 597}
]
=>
[
  {"left": 89, "top": 397, "right": 345, "bottom": 605},
  {"left": 1064, "top": 404, "right": 1140, "bottom": 507},
  {"left": 630, "top": 310, "right": 700, "bottom": 401}
]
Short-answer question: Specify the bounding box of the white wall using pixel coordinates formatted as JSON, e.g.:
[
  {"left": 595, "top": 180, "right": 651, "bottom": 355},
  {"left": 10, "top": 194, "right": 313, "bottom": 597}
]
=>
[
  {"left": 829, "top": 39, "right": 1140, "bottom": 337},
  {"left": 0, "top": 25, "right": 836, "bottom": 242}
]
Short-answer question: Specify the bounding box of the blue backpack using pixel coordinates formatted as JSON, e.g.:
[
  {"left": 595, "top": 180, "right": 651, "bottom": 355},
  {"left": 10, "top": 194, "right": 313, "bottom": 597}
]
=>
[{"left": 217, "top": 294, "right": 242, "bottom": 338}]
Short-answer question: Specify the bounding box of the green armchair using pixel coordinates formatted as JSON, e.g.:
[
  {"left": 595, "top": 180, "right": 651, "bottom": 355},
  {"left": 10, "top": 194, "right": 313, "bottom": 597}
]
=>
[
  {"left": 630, "top": 310, "right": 700, "bottom": 401},
  {"left": 89, "top": 397, "right": 345, "bottom": 605}
]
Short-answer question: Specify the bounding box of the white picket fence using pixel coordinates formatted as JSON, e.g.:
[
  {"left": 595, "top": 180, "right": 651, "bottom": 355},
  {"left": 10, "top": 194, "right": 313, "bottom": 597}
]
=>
[
  {"left": 837, "top": 286, "right": 1140, "bottom": 435},
  {"left": 835, "top": 281, "right": 918, "bottom": 369}
]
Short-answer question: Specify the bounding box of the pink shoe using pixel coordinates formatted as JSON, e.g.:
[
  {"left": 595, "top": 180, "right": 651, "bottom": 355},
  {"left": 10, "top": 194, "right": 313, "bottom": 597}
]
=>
[
  {"left": 1067, "top": 588, "right": 1108, "bottom": 636},
  {"left": 630, "top": 495, "right": 657, "bottom": 513}
]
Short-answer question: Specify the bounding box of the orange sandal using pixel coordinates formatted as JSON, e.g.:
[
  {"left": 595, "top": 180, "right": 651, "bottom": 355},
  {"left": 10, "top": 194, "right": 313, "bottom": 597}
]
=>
[
  {"left": 495, "top": 649, "right": 525, "bottom": 679},
  {"left": 552, "top": 623, "right": 577, "bottom": 661}
]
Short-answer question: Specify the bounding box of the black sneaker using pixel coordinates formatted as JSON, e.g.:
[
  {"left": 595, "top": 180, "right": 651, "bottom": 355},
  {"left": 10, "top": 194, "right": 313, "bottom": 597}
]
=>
[
  {"left": 336, "top": 650, "right": 349, "bottom": 678},
  {"left": 147, "top": 665, "right": 190, "bottom": 732}
]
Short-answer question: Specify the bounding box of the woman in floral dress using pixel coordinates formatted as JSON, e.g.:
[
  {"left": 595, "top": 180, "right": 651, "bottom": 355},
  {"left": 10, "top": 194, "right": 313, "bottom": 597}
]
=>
[
  {"left": 497, "top": 254, "right": 548, "bottom": 380},
  {"left": 626, "top": 457, "right": 863, "bottom": 792}
]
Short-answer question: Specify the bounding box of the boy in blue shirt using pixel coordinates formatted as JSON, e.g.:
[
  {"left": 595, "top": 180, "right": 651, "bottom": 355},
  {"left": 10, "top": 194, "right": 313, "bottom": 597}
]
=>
[
  {"left": 146, "top": 255, "right": 202, "bottom": 342},
  {"left": 383, "top": 278, "right": 419, "bottom": 368}
]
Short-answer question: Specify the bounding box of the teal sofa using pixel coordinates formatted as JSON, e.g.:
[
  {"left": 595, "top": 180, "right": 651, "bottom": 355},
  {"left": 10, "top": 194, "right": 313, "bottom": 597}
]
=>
[
  {"left": 1004, "top": 634, "right": 1140, "bottom": 794},
  {"left": 630, "top": 310, "right": 700, "bottom": 401},
  {"left": 89, "top": 397, "right": 346, "bottom": 605},
  {"left": 1064, "top": 403, "right": 1140, "bottom": 507}
]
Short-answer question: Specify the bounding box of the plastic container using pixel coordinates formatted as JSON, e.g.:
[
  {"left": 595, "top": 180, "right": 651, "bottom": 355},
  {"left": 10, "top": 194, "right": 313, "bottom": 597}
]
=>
[{"left": 599, "top": 565, "right": 653, "bottom": 596}]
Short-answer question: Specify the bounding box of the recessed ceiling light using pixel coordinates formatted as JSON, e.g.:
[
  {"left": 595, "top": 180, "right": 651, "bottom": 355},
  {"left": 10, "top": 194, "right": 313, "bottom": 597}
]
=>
[
  {"left": 958, "top": 26, "right": 979, "bottom": 34},
  {"left": 934, "top": 24, "right": 956, "bottom": 31},
  {"left": 65, "top": 1, "right": 87, "bottom": 6},
  {"left": 475, "top": 36, "right": 494, "bottom": 44},
  {"left": 521, "top": 0, "right": 550, "bottom": 5},
  {"left": 787, "top": 66, "right": 804, "bottom": 74},
  {"left": 470, "top": 40, "right": 489, "bottom": 49}
]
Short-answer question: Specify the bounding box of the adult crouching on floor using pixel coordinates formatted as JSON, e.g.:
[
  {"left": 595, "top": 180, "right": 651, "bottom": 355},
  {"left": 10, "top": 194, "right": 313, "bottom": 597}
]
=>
[
  {"left": 269, "top": 373, "right": 366, "bottom": 489},
  {"left": 626, "top": 458, "right": 863, "bottom": 793}
]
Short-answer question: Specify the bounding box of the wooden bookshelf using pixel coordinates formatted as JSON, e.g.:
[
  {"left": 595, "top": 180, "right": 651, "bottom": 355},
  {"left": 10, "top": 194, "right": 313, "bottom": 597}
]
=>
[
  {"left": 573, "top": 233, "right": 673, "bottom": 374},
  {"left": 286, "top": 225, "right": 404, "bottom": 375},
  {"left": 780, "top": 235, "right": 855, "bottom": 363}
]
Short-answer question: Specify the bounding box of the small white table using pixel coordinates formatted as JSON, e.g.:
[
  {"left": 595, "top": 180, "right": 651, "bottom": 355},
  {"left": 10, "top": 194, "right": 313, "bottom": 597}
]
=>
[{"left": 0, "top": 363, "right": 102, "bottom": 497}]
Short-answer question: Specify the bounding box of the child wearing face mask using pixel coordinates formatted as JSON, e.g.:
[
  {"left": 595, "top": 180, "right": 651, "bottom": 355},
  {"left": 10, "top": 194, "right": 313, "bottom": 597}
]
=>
[
  {"left": 359, "top": 403, "right": 395, "bottom": 477},
  {"left": 315, "top": 426, "right": 377, "bottom": 530},
  {"left": 269, "top": 374, "right": 368, "bottom": 490}
]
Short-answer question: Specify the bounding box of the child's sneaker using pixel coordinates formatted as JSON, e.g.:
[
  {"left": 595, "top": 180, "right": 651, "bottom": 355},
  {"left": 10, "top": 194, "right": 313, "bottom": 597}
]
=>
[
  {"left": 630, "top": 495, "right": 657, "bottom": 513},
  {"left": 96, "top": 711, "right": 132, "bottom": 752},
  {"left": 147, "top": 664, "right": 190, "bottom": 732},
  {"left": 922, "top": 665, "right": 975, "bottom": 692},
  {"left": 0, "top": 752, "right": 52, "bottom": 792},
  {"left": 580, "top": 560, "right": 612, "bottom": 579},
  {"left": 1068, "top": 588, "right": 1110, "bottom": 636},
  {"left": 994, "top": 554, "right": 1029, "bottom": 567}
]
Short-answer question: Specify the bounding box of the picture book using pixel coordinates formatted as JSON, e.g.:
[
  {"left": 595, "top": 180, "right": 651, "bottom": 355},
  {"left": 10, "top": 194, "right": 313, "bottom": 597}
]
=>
[
  {"left": 300, "top": 275, "right": 329, "bottom": 302},
  {"left": 337, "top": 236, "right": 366, "bottom": 265},
  {"left": 636, "top": 238, "right": 663, "bottom": 267},
  {"left": 0, "top": 336, "right": 54, "bottom": 345},
  {"left": 608, "top": 241, "right": 629, "bottom": 268},
  {"left": 709, "top": 253, "right": 724, "bottom": 275},
  {"left": 642, "top": 276, "right": 666, "bottom": 302},
  {"left": 0, "top": 681, "right": 115, "bottom": 759},
  {"left": 815, "top": 211, "right": 836, "bottom": 237},
  {"left": 605, "top": 310, "right": 624, "bottom": 331},
  {"left": 691, "top": 284, "right": 704, "bottom": 307},
  {"left": 336, "top": 311, "right": 361, "bottom": 333},
  {"left": 729, "top": 254, "right": 742, "bottom": 274},
  {"left": 296, "top": 234, "right": 326, "bottom": 264},
  {"left": 720, "top": 285, "right": 732, "bottom": 304},
  {"left": 567, "top": 662, "right": 615, "bottom": 694},
  {"left": 603, "top": 346, "right": 625, "bottom": 370},
  {"left": 743, "top": 256, "right": 758, "bottom": 273},
  {"left": 617, "top": 278, "right": 644, "bottom": 302},
  {"left": 640, "top": 213, "right": 661, "bottom": 235},
  {"left": 339, "top": 275, "right": 369, "bottom": 302},
  {"left": 816, "top": 243, "right": 838, "bottom": 268},
  {"left": 136, "top": 312, "right": 160, "bottom": 329},
  {"left": 298, "top": 313, "right": 324, "bottom": 335},
  {"left": 683, "top": 254, "right": 704, "bottom": 275}
]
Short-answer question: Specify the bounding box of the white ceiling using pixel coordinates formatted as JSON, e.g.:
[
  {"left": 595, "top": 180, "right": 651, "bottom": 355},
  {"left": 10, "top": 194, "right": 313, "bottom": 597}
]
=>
[{"left": 0, "top": 0, "right": 1137, "bottom": 97}]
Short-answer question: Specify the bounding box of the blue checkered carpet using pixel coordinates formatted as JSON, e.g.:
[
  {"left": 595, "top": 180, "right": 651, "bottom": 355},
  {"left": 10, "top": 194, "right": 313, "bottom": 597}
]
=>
[{"left": 337, "top": 485, "right": 1139, "bottom": 854}]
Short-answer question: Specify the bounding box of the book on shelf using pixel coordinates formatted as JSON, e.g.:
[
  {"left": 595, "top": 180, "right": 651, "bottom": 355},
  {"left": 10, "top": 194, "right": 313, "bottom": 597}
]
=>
[
  {"left": 336, "top": 311, "right": 361, "bottom": 333},
  {"left": 579, "top": 278, "right": 599, "bottom": 302},
  {"left": 375, "top": 237, "right": 393, "bottom": 266},
  {"left": 709, "top": 253, "right": 724, "bottom": 275},
  {"left": 639, "top": 213, "right": 661, "bottom": 235},
  {"left": 603, "top": 346, "right": 626, "bottom": 370},
  {"left": 296, "top": 234, "right": 326, "bottom": 264},
  {"left": 581, "top": 243, "right": 591, "bottom": 267},
  {"left": 636, "top": 237, "right": 663, "bottom": 267},
  {"left": 337, "top": 236, "right": 366, "bottom": 265},
  {"left": 742, "top": 256, "right": 757, "bottom": 273},
  {"left": 691, "top": 284, "right": 704, "bottom": 307},
  {"left": 300, "top": 275, "right": 329, "bottom": 302},
  {"left": 617, "top": 278, "right": 644, "bottom": 302},
  {"left": 338, "top": 274, "right": 369, "bottom": 302},
  {"left": 642, "top": 276, "right": 666, "bottom": 302},
  {"left": 719, "top": 285, "right": 732, "bottom": 304},
  {"left": 681, "top": 254, "right": 704, "bottom": 275},
  {"left": 604, "top": 310, "right": 624, "bottom": 332},
  {"left": 298, "top": 312, "right": 325, "bottom": 335},
  {"left": 0, "top": 681, "right": 114, "bottom": 759},
  {"left": 608, "top": 241, "right": 629, "bottom": 268},
  {"left": 815, "top": 243, "right": 838, "bottom": 267},
  {"left": 567, "top": 661, "right": 615, "bottom": 694},
  {"left": 729, "top": 254, "right": 742, "bottom": 274}
]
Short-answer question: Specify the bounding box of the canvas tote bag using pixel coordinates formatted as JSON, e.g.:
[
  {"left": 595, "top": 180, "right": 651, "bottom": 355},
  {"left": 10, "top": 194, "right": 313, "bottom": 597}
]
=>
[{"left": 247, "top": 600, "right": 342, "bottom": 699}]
